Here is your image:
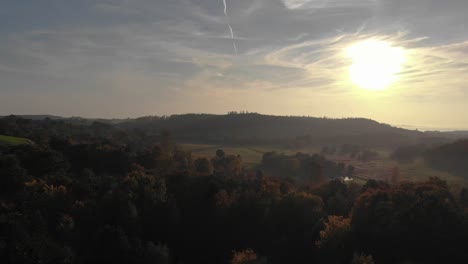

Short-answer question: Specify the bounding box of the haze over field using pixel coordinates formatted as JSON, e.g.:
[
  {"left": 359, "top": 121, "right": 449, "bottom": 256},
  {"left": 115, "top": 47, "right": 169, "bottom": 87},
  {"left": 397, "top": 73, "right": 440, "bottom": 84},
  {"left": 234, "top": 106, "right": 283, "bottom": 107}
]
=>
[{"left": 2, "top": 0, "right": 468, "bottom": 130}]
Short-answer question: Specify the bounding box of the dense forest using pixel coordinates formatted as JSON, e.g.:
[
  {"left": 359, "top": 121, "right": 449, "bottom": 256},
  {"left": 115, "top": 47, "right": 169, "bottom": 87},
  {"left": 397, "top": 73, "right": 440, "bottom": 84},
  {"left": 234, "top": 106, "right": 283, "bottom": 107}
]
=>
[{"left": 1, "top": 115, "right": 468, "bottom": 263}]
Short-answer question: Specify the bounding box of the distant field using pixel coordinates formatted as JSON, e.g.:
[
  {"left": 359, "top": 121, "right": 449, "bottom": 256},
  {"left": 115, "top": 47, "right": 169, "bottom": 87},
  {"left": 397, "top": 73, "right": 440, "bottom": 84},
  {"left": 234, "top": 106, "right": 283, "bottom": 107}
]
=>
[
  {"left": 398, "top": 158, "right": 468, "bottom": 188},
  {"left": 181, "top": 143, "right": 304, "bottom": 168},
  {"left": 322, "top": 152, "right": 468, "bottom": 187},
  {"left": 0, "top": 135, "right": 32, "bottom": 146},
  {"left": 181, "top": 143, "right": 468, "bottom": 187}
]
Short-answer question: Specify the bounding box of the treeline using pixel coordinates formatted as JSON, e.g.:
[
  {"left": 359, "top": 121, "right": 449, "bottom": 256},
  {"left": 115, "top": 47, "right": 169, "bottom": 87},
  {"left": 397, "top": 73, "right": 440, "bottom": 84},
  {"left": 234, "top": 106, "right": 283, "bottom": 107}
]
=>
[
  {"left": 390, "top": 143, "right": 429, "bottom": 163},
  {"left": 389, "top": 140, "right": 468, "bottom": 180},
  {"left": 1, "top": 132, "right": 468, "bottom": 263},
  {"left": 261, "top": 151, "right": 354, "bottom": 182},
  {"left": 320, "top": 144, "right": 380, "bottom": 162},
  {"left": 423, "top": 139, "right": 468, "bottom": 178}
]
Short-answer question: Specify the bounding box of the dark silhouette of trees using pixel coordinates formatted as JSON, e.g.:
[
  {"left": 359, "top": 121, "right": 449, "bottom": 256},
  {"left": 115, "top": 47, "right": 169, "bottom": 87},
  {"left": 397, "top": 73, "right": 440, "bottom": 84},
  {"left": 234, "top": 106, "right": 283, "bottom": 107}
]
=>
[
  {"left": 351, "top": 253, "right": 375, "bottom": 264},
  {"left": 1, "top": 116, "right": 468, "bottom": 264},
  {"left": 231, "top": 249, "right": 265, "bottom": 264},
  {"left": 195, "top": 157, "right": 214, "bottom": 176},
  {"left": 347, "top": 165, "right": 355, "bottom": 177},
  {"left": 391, "top": 144, "right": 427, "bottom": 163},
  {"left": 309, "top": 161, "right": 327, "bottom": 186},
  {"left": 261, "top": 152, "right": 346, "bottom": 182},
  {"left": 424, "top": 139, "right": 468, "bottom": 178},
  {"left": 351, "top": 178, "right": 468, "bottom": 263}
]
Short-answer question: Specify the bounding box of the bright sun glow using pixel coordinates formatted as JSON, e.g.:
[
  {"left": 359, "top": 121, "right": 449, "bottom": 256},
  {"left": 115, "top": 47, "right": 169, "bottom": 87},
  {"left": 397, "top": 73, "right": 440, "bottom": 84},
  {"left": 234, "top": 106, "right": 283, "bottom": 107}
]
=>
[{"left": 346, "top": 39, "right": 406, "bottom": 90}]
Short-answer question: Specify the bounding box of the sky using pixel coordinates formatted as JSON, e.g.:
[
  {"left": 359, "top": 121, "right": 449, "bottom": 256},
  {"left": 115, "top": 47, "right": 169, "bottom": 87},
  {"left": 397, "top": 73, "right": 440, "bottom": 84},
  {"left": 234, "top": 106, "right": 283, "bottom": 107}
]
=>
[{"left": 1, "top": 0, "right": 468, "bottom": 130}]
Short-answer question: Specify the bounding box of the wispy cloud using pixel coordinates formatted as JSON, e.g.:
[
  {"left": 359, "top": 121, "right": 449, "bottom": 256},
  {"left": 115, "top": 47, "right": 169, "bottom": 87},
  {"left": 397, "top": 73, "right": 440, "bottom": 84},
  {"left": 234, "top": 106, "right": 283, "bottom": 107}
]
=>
[
  {"left": 222, "top": 0, "right": 238, "bottom": 56},
  {"left": 281, "top": 0, "right": 376, "bottom": 10}
]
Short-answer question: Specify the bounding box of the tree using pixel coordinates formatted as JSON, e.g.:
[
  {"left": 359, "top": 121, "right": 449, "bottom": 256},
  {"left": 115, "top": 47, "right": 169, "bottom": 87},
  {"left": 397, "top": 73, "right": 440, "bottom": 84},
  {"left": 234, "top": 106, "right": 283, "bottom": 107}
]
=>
[
  {"left": 160, "top": 130, "right": 174, "bottom": 155},
  {"left": 212, "top": 151, "right": 243, "bottom": 177},
  {"left": 145, "top": 242, "right": 170, "bottom": 264},
  {"left": 316, "top": 216, "right": 353, "bottom": 264},
  {"left": 231, "top": 249, "right": 266, "bottom": 264},
  {"left": 351, "top": 178, "right": 467, "bottom": 263},
  {"left": 460, "top": 188, "right": 468, "bottom": 208},
  {"left": 216, "top": 149, "right": 225, "bottom": 158},
  {"left": 0, "top": 155, "right": 30, "bottom": 196},
  {"left": 351, "top": 253, "right": 375, "bottom": 264},
  {"left": 310, "top": 161, "right": 327, "bottom": 186},
  {"left": 195, "top": 157, "right": 213, "bottom": 176},
  {"left": 390, "top": 166, "right": 400, "bottom": 185}
]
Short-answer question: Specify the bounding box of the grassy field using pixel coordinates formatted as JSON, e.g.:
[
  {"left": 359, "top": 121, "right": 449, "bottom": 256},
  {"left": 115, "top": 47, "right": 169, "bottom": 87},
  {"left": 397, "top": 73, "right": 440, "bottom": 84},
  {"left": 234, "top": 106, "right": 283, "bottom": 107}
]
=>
[
  {"left": 181, "top": 143, "right": 317, "bottom": 169},
  {"left": 181, "top": 143, "right": 468, "bottom": 187},
  {"left": 181, "top": 143, "right": 293, "bottom": 168},
  {"left": 310, "top": 149, "right": 468, "bottom": 188},
  {"left": 0, "top": 135, "right": 32, "bottom": 146}
]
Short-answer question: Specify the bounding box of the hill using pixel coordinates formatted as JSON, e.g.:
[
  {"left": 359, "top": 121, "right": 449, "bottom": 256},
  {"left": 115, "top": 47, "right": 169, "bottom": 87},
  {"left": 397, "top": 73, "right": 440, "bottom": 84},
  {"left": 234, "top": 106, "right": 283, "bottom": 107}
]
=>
[
  {"left": 0, "top": 113, "right": 461, "bottom": 149},
  {"left": 0, "top": 115, "right": 65, "bottom": 120},
  {"left": 118, "top": 113, "right": 443, "bottom": 148}
]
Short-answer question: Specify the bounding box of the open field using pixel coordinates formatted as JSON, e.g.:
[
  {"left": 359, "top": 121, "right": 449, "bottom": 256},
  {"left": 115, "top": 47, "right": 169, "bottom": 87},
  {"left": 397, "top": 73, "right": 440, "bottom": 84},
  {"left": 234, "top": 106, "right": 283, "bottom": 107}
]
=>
[
  {"left": 181, "top": 143, "right": 468, "bottom": 187},
  {"left": 0, "top": 135, "right": 32, "bottom": 146},
  {"left": 181, "top": 143, "right": 301, "bottom": 168},
  {"left": 334, "top": 156, "right": 468, "bottom": 186}
]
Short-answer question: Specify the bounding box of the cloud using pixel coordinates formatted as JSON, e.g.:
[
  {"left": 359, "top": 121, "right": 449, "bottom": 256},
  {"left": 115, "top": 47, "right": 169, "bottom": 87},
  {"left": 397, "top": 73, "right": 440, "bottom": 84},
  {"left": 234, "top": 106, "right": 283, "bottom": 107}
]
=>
[
  {"left": 281, "top": 0, "right": 376, "bottom": 10},
  {"left": 282, "top": 0, "right": 316, "bottom": 9}
]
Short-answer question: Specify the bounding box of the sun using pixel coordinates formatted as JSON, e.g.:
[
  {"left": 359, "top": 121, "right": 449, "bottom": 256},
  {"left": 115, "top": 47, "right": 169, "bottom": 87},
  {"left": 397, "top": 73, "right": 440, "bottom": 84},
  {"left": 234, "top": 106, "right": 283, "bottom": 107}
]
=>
[{"left": 346, "top": 39, "right": 406, "bottom": 90}]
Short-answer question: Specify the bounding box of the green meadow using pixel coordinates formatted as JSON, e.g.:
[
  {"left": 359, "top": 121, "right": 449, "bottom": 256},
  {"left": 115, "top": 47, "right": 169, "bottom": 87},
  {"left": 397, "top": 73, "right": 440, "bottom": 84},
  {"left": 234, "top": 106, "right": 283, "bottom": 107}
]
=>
[{"left": 0, "top": 135, "right": 32, "bottom": 146}]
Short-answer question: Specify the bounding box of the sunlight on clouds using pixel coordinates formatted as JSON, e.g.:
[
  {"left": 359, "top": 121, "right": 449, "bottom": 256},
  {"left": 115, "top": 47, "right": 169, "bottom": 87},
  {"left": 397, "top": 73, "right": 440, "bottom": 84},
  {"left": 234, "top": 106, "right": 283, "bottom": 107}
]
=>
[{"left": 261, "top": 31, "right": 468, "bottom": 99}]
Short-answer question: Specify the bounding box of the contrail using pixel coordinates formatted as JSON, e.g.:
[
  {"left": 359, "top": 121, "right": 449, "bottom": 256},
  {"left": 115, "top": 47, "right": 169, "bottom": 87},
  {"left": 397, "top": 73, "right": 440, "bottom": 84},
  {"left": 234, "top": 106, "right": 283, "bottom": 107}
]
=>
[{"left": 222, "top": 0, "right": 238, "bottom": 56}]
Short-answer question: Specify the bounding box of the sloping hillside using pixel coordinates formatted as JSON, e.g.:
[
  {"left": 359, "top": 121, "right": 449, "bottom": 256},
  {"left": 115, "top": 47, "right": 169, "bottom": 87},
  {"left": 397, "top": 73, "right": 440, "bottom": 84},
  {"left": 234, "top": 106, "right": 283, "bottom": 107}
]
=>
[{"left": 119, "top": 113, "right": 428, "bottom": 147}]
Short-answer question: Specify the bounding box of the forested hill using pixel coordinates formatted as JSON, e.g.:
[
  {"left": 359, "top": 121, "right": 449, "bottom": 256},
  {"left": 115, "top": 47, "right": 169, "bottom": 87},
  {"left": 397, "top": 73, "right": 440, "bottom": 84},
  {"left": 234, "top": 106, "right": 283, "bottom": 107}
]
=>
[
  {"left": 118, "top": 113, "right": 429, "bottom": 147},
  {"left": 0, "top": 113, "right": 454, "bottom": 148}
]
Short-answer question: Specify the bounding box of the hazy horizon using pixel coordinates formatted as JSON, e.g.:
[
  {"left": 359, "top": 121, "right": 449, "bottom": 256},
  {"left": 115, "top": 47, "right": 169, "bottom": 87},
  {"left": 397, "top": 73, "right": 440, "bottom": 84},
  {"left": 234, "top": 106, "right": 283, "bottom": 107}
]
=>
[{"left": 2, "top": 0, "right": 468, "bottom": 129}]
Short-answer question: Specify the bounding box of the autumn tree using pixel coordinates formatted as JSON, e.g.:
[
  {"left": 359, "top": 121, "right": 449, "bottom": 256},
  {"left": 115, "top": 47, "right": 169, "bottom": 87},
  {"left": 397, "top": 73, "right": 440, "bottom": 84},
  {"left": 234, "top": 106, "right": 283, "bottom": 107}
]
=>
[
  {"left": 316, "top": 216, "right": 353, "bottom": 264},
  {"left": 351, "top": 178, "right": 468, "bottom": 263}
]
